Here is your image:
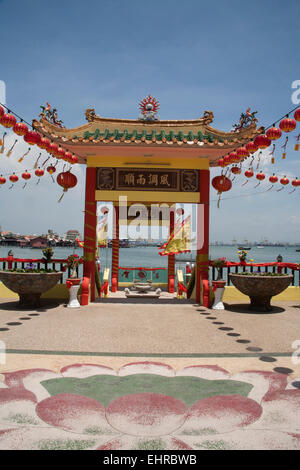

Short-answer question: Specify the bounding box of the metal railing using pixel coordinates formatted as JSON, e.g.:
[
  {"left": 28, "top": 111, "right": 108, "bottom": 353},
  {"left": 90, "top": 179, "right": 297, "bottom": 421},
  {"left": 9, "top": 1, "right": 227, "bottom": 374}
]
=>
[{"left": 0, "top": 257, "right": 81, "bottom": 283}]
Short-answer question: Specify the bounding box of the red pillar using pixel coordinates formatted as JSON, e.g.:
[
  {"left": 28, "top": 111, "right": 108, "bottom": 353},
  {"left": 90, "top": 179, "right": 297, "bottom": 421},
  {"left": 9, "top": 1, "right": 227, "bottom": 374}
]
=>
[
  {"left": 111, "top": 204, "right": 119, "bottom": 292},
  {"left": 196, "top": 169, "right": 210, "bottom": 305},
  {"left": 83, "top": 167, "right": 97, "bottom": 302},
  {"left": 168, "top": 208, "right": 175, "bottom": 293}
]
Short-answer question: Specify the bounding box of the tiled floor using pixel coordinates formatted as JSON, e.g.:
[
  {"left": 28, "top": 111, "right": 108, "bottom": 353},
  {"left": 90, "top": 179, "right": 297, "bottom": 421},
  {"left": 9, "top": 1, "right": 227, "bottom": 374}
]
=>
[{"left": 0, "top": 297, "right": 300, "bottom": 450}]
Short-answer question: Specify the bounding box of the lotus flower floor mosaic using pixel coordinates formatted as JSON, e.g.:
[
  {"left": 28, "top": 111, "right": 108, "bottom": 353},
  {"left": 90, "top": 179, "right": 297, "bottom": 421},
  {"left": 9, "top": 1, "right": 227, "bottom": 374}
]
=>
[{"left": 1, "top": 361, "right": 300, "bottom": 450}]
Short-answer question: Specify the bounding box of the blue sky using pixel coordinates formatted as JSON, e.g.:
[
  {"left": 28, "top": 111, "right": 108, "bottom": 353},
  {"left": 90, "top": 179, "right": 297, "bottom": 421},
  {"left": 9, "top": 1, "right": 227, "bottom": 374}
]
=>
[{"left": 0, "top": 0, "right": 300, "bottom": 242}]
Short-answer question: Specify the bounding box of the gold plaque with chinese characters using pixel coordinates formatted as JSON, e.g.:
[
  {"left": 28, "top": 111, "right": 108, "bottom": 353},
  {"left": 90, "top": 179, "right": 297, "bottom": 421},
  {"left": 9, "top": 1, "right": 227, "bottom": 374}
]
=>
[{"left": 96, "top": 168, "right": 199, "bottom": 192}]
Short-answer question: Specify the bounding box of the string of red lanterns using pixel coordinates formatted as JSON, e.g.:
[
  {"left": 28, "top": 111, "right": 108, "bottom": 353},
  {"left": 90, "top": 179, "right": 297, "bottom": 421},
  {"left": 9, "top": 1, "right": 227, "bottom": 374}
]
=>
[{"left": 0, "top": 102, "right": 80, "bottom": 166}]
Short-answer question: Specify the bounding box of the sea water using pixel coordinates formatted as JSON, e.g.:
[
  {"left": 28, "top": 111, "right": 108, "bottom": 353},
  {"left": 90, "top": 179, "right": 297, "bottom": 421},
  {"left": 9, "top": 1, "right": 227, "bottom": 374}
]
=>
[{"left": 1, "top": 244, "right": 299, "bottom": 269}]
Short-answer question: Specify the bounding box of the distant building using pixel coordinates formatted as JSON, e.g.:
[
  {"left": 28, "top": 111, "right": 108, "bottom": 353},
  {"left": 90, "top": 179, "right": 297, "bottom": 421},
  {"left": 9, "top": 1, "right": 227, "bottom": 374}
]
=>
[
  {"left": 30, "top": 237, "right": 48, "bottom": 249},
  {"left": 64, "top": 230, "right": 81, "bottom": 242}
]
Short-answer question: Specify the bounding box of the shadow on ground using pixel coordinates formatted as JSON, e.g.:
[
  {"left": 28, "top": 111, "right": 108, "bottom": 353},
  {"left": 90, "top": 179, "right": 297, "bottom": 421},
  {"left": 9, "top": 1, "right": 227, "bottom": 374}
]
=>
[
  {"left": 0, "top": 299, "right": 62, "bottom": 312},
  {"left": 224, "top": 303, "right": 285, "bottom": 315}
]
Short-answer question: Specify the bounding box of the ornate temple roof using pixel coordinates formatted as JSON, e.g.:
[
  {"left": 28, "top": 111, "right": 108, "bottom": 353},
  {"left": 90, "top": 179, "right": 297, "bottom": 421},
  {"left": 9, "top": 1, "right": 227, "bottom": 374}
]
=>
[{"left": 32, "top": 108, "right": 264, "bottom": 166}]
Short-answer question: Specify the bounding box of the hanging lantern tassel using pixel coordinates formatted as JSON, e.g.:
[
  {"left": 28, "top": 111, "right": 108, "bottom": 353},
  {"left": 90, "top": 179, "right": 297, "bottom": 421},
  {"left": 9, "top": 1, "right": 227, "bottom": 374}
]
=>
[
  {"left": 269, "top": 144, "right": 276, "bottom": 164},
  {"left": 34, "top": 153, "right": 42, "bottom": 169},
  {"left": 217, "top": 193, "right": 222, "bottom": 209},
  {"left": 35, "top": 168, "right": 44, "bottom": 184},
  {"left": 281, "top": 136, "right": 288, "bottom": 159},
  {"left": 295, "top": 134, "right": 300, "bottom": 151},
  {"left": 256, "top": 151, "right": 262, "bottom": 170},
  {"left": 6, "top": 139, "right": 17, "bottom": 157},
  {"left": 254, "top": 172, "right": 266, "bottom": 188},
  {"left": 58, "top": 188, "right": 67, "bottom": 203},
  {"left": 57, "top": 170, "right": 78, "bottom": 203},
  {"left": 268, "top": 174, "right": 278, "bottom": 191},
  {"left": 18, "top": 147, "right": 31, "bottom": 163},
  {"left": 0, "top": 132, "right": 7, "bottom": 154},
  {"left": 42, "top": 156, "right": 50, "bottom": 167},
  {"left": 289, "top": 178, "right": 300, "bottom": 194},
  {"left": 277, "top": 176, "right": 289, "bottom": 192}
]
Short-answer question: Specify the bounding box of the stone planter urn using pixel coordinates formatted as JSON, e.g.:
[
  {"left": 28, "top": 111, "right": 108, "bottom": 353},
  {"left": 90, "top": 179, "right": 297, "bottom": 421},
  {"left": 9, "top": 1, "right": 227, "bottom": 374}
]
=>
[
  {"left": 212, "top": 280, "right": 226, "bottom": 310},
  {"left": 0, "top": 271, "right": 62, "bottom": 308},
  {"left": 66, "top": 278, "right": 81, "bottom": 308},
  {"left": 229, "top": 273, "right": 293, "bottom": 311}
]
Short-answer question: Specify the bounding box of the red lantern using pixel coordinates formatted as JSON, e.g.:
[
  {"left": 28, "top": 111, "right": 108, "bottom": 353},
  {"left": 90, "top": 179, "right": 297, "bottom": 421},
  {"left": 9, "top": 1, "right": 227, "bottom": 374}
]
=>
[
  {"left": 24, "top": 131, "right": 41, "bottom": 146},
  {"left": 0, "top": 113, "right": 17, "bottom": 128},
  {"left": 254, "top": 135, "right": 271, "bottom": 149},
  {"left": 57, "top": 170, "right": 77, "bottom": 202},
  {"left": 56, "top": 147, "right": 66, "bottom": 159},
  {"left": 22, "top": 171, "right": 31, "bottom": 180},
  {"left": 212, "top": 175, "right": 232, "bottom": 193},
  {"left": 236, "top": 147, "right": 249, "bottom": 158},
  {"left": 71, "top": 154, "right": 78, "bottom": 164},
  {"left": 65, "top": 151, "right": 73, "bottom": 163},
  {"left": 35, "top": 168, "right": 44, "bottom": 177},
  {"left": 223, "top": 155, "right": 232, "bottom": 165},
  {"left": 47, "top": 165, "right": 56, "bottom": 175},
  {"left": 256, "top": 172, "right": 265, "bottom": 181},
  {"left": 39, "top": 137, "right": 51, "bottom": 150},
  {"left": 269, "top": 174, "right": 278, "bottom": 184},
  {"left": 13, "top": 122, "right": 28, "bottom": 136},
  {"left": 47, "top": 165, "right": 56, "bottom": 182},
  {"left": 245, "top": 142, "right": 258, "bottom": 154},
  {"left": 218, "top": 158, "right": 226, "bottom": 167},
  {"left": 228, "top": 151, "right": 239, "bottom": 163},
  {"left": 292, "top": 178, "right": 300, "bottom": 187},
  {"left": 279, "top": 118, "right": 296, "bottom": 133},
  {"left": 0, "top": 106, "right": 4, "bottom": 117},
  {"left": 266, "top": 127, "right": 282, "bottom": 141},
  {"left": 48, "top": 142, "right": 59, "bottom": 156},
  {"left": 245, "top": 169, "right": 254, "bottom": 178},
  {"left": 212, "top": 175, "right": 232, "bottom": 208},
  {"left": 0, "top": 175, "right": 6, "bottom": 185},
  {"left": 231, "top": 166, "right": 241, "bottom": 174},
  {"left": 280, "top": 176, "right": 289, "bottom": 186},
  {"left": 9, "top": 173, "right": 18, "bottom": 183},
  {"left": 254, "top": 172, "right": 265, "bottom": 187},
  {"left": 294, "top": 109, "right": 300, "bottom": 122},
  {"left": 21, "top": 170, "right": 31, "bottom": 188}
]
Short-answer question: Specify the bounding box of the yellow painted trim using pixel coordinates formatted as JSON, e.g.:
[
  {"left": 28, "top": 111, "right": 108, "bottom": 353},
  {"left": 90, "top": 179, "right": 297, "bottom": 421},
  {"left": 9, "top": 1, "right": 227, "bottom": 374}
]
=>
[
  {"left": 87, "top": 156, "right": 209, "bottom": 170},
  {"left": 223, "top": 286, "right": 300, "bottom": 302},
  {"left": 95, "top": 190, "right": 200, "bottom": 203},
  {"left": 0, "top": 282, "right": 69, "bottom": 300}
]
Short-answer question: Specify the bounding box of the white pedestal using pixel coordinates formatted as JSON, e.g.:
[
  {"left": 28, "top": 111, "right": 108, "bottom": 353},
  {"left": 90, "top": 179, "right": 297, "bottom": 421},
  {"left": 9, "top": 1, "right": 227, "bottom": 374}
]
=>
[
  {"left": 67, "top": 284, "right": 81, "bottom": 308},
  {"left": 212, "top": 287, "right": 225, "bottom": 310}
]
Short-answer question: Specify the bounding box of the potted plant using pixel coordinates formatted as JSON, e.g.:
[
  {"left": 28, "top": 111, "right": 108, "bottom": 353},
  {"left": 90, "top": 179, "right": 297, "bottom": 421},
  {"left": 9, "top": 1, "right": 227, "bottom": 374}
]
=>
[
  {"left": 229, "top": 271, "right": 293, "bottom": 311},
  {"left": 42, "top": 247, "right": 54, "bottom": 264},
  {"left": 65, "top": 254, "right": 83, "bottom": 308},
  {"left": 0, "top": 261, "right": 62, "bottom": 308},
  {"left": 211, "top": 257, "right": 227, "bottom": 309}
]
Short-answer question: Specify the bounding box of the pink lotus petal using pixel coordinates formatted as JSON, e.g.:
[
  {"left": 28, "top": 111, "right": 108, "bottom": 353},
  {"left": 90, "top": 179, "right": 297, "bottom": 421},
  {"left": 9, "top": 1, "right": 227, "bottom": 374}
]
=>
[
  {"left": 230, "top": 371, "right": 288, "bottom": 402},
  {"left": 4, "top": 369, "right": 61, "bottom": 402},
  {"left": 0, "top": 388, "right": 39, "bottom": 426},
  {"left": 4, "top": 369, "right": 56, "bottom": 388},
  {"left": 60, "top": 363, "right": 116, "bottom": 378},
  {"left": 36, "top": 393, "right": 110, "bottom": 433},
  {"left": 177, "top": 365, "right": 229, "bottom": 380},
  {"left": 106, "top": 393, "right": 187, "bottom": 436},
  {"left": 182, "top": 395, "right": 262, "bottom": 434},
  {"left": 254, "top": 389, "right": 300, "bottom": 432},
  {"left": 118, "top": 362, "right": 175, "bottom": 377}
]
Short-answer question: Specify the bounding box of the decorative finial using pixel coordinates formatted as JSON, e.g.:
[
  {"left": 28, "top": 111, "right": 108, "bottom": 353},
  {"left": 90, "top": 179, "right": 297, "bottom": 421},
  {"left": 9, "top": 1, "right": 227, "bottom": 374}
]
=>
[{"left": 138, "top": 94, "right": 160, "bottom": 121}]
